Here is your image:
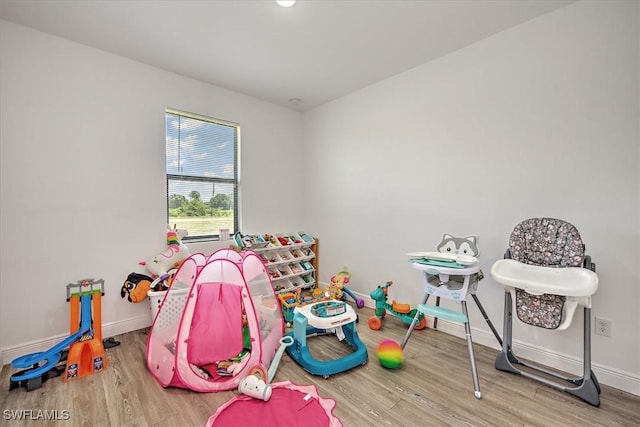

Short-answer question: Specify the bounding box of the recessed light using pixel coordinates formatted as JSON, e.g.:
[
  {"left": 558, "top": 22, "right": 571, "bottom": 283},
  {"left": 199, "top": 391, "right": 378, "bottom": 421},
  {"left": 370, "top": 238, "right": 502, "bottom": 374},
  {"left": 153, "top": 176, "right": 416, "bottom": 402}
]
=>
[{"left": 277, "top": 1, "right": 296, "bottom": 7}]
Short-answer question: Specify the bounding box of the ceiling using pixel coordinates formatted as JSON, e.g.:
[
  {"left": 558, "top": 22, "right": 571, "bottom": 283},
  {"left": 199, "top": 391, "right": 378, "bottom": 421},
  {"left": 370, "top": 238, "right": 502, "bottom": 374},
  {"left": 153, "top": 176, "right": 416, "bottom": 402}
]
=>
[{"left": 0, "top": 0, "right": 574, "bottom": 111}]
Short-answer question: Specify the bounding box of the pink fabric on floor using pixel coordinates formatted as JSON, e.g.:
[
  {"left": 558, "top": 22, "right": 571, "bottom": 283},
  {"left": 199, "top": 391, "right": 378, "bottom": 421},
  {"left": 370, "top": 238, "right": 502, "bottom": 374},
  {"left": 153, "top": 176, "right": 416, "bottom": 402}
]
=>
[{"left": 205, "top": 381, "right": 342, "bottom": 427}]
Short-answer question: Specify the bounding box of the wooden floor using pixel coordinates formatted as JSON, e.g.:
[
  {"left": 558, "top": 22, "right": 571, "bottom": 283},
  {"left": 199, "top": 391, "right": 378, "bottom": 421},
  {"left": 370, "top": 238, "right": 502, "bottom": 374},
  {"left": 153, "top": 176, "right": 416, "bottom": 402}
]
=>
[{"left": 1, "top": 306, "right": 639, "bottom": 427}]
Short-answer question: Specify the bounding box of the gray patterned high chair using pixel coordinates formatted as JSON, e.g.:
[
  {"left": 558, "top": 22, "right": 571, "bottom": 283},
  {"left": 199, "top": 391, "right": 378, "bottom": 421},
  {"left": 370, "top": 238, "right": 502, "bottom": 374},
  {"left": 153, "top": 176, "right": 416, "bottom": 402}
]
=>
[{"left": 491, "top": 218, "right": 601, "bottom": 406}]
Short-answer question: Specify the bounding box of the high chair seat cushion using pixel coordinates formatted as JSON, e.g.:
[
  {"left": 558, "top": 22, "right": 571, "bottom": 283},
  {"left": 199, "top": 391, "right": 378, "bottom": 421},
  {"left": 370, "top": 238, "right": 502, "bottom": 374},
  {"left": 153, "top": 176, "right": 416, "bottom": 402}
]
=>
[
  {"left": 505, "top": 217, "right": 594, "bottom": 329},
  {"left": 509, "top": 218, "right": 585, "bottom": 267},
  {"left": 515, "top": 290, "right": 565, "bottom": 329}
]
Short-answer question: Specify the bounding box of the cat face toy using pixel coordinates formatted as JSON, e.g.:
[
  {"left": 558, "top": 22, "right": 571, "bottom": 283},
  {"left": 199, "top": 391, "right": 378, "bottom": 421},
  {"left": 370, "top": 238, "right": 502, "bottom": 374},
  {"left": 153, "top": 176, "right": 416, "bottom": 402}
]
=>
[{"left": 435, "top": 234, "right": 480, "bottom": 257}]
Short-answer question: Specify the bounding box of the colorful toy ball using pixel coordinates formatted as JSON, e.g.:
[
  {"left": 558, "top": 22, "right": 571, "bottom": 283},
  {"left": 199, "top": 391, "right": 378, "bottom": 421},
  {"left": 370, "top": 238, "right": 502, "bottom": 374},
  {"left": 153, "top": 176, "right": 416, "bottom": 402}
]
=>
[{"left": 376, "top": 339, "right": 403, "bottom": 369}]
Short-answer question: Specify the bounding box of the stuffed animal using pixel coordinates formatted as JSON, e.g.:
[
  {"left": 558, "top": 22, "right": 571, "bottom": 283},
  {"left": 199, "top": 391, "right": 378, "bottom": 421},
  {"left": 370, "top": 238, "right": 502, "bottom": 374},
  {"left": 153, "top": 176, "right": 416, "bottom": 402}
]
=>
[
  {"left": 121, "top": 272, "right": 154, "bottom": 303},
  {"left": 140, "top": 226, "right": 190, "bottom": 277},
  {"left": 312, "top": 271, "right": 349, "bottom": 300}
]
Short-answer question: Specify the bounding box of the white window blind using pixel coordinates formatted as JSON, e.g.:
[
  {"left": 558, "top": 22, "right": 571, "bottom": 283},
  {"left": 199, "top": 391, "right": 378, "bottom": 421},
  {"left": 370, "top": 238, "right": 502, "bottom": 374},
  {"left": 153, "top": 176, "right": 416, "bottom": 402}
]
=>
[{"left": 165, "top": 109, "right": 239, "bottom": 240}]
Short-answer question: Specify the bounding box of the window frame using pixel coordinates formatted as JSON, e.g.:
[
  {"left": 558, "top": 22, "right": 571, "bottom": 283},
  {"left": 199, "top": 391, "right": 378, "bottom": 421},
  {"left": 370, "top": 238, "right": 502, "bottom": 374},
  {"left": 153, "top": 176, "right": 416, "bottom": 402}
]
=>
[{"left": 165, "top": 108, "right": 240, "bottom": 241}]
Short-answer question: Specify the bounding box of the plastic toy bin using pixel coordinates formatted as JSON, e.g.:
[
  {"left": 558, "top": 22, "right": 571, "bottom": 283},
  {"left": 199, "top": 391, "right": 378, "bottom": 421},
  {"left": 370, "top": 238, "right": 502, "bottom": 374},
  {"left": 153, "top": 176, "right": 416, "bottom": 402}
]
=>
[{"left": 148, "top": 287, "right": 189, "bottom": 329}]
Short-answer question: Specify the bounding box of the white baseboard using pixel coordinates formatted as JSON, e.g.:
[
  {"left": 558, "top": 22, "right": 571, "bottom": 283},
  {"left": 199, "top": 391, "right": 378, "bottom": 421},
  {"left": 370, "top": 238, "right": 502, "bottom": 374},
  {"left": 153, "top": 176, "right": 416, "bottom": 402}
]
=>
[
  {"left": 356, "top": 291, "right": 640, "bottom": 396},
  {"left": 1, "top": 314, "right": 151, "bottom": 367}
]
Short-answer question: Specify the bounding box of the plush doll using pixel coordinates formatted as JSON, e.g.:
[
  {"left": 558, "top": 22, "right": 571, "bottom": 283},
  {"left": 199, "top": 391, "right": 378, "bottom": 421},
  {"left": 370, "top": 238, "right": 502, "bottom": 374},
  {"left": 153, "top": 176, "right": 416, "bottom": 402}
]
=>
[
  {"left": 121, "top": 272, "right": 155, "bottom": 303},
  {"left": 312, "top": 270, "right": 350, "bottom": 300},
  {"left": 140, "top": 226, "right": 190, "bottom": 277}
]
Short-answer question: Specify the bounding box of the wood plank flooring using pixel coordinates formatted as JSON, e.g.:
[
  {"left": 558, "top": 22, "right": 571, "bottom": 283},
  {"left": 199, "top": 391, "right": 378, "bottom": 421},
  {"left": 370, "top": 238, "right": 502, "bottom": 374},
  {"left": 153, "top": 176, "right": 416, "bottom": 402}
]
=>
[{"left": 1, "top": 306, "right": 639, "bottom": 427}]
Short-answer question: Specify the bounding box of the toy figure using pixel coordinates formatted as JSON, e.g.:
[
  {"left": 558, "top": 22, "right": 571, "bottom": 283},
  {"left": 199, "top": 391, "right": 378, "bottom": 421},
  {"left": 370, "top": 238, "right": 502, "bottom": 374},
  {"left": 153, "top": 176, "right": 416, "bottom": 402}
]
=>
[{"left": 120, "top": 272, "right": 155, "bottom": 303}]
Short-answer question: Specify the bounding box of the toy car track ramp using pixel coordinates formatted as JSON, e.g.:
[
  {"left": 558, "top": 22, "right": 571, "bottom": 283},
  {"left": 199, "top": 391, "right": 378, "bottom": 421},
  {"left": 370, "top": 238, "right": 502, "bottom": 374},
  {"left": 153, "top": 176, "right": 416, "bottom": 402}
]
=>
[{"left": 10, "top": 330, "right": 84, "bottom": 382}]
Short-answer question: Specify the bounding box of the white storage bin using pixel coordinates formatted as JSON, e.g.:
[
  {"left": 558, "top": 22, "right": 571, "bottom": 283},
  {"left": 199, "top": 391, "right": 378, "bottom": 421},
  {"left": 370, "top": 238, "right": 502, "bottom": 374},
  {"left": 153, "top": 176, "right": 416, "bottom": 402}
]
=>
[
  {"left": 290, "top": 263, "right": 304, "bottom": 275},
  {"left": 275, "top": 233, "right": 294, "bottom": 246},
  {"left": 298, "top": 232, "right": 315, "bottom": 245},
  {"left": 291, "top": 248, "right": 304, "bottom": 259},
  {"left": 277, "top": 265, "right": 293, "bottom": 277},
  {"left": 278, "top": 250, "right": 293, "bottom": 261},
  {"left": 148, "top": 287, "right": 189, "bottom": 329}
]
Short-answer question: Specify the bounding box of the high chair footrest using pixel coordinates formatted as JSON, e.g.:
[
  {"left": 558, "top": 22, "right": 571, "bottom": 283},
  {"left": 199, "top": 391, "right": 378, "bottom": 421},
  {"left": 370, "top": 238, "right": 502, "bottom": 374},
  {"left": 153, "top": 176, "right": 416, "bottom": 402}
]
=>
[{"left": 418, "top": 304, "right": 468, "bottom": 324}]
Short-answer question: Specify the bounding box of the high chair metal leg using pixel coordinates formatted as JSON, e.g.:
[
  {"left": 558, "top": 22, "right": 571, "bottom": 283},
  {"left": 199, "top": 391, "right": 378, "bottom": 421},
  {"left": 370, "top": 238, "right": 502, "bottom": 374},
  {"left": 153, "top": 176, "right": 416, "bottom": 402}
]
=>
[
  {"left": 494, "top": 291, "right": 601, "bottom": 406},
  {"left": 470, "top": 294, "right": 502, "bottom": 346},
  {"left": 400, "top": 294, "right": 430, "bottom": 349},
  {"left": 495, "top": 291, "right": 518, "bottom": 371},
  {"left": 461, "top": 301, "right": 481, "bottom": 398}
]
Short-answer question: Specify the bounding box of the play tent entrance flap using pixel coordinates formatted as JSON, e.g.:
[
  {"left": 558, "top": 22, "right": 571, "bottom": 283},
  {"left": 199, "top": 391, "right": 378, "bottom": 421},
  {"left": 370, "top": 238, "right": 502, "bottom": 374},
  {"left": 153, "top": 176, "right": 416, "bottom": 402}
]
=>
[{"left": 146, "top": 249, "right": 285, "bottom": 392}]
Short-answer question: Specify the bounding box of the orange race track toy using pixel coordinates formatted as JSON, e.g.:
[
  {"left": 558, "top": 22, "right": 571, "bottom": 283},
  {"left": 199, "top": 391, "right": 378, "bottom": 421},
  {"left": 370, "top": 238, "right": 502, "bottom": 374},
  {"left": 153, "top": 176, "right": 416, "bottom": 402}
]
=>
[
  {"left": 9, "top": 278, "right": 113, "bottom": 391},
  {"left": 63, "top": 278, "right": 107, "bottom": 382}
]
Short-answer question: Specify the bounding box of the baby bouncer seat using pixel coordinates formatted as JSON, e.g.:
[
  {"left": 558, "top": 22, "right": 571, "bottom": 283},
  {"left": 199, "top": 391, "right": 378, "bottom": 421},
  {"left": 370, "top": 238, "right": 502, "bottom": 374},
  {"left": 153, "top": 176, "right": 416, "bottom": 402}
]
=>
[{"left": 491, "top": 218, "right": 600, "bottom": 406}]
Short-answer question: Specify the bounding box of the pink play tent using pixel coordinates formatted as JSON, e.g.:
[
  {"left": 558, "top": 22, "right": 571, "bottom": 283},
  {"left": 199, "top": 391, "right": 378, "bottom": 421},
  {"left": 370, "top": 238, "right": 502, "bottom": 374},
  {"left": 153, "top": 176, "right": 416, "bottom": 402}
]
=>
[{"left": 146, "top": 249, "right": 285, "bottom": 392}]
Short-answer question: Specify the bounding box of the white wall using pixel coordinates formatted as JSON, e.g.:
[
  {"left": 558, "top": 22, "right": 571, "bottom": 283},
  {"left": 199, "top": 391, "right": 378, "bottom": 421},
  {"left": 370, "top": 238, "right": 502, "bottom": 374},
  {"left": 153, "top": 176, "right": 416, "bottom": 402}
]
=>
[
  {"left": 0, "top": 20, "right": 304, "bottom": 359},
  {"left": 303, "top": 1, "right": 639, "bottom": 394}
]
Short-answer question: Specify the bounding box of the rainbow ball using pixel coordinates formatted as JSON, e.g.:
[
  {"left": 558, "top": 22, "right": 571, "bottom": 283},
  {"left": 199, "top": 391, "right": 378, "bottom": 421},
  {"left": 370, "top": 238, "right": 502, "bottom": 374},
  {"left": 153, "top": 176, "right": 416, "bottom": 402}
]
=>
[{"left": 376, "top": 339, "right": 404, "bottom": 369}]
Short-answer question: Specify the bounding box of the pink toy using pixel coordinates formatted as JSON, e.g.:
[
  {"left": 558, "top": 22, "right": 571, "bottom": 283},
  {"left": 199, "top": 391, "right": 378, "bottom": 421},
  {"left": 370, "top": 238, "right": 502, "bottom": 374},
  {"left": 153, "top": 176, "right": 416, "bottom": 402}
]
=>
[{"left": 146, "top": 248, "right": 286, "bottom": 392}]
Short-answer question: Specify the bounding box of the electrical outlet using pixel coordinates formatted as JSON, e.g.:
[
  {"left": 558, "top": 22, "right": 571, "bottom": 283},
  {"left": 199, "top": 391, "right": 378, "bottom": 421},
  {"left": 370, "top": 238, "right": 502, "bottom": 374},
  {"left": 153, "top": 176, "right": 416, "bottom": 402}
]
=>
[{"left": 595, "top": 317, "right": 612, "bottom": 337}]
